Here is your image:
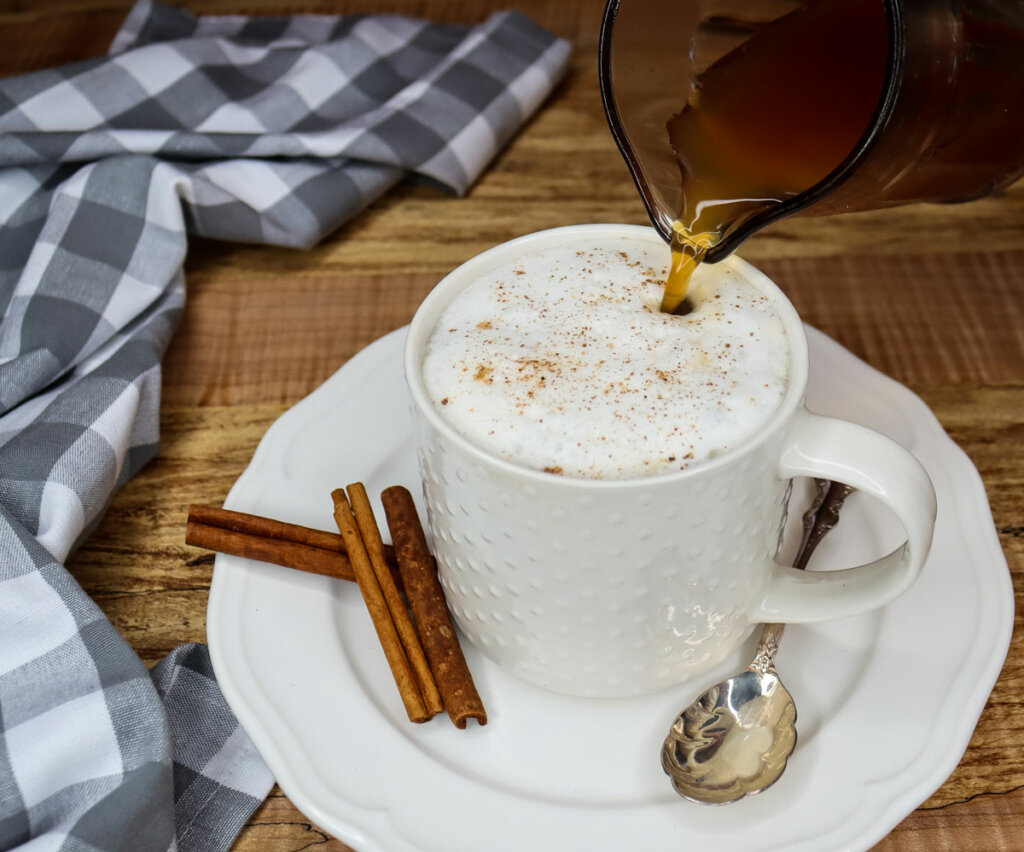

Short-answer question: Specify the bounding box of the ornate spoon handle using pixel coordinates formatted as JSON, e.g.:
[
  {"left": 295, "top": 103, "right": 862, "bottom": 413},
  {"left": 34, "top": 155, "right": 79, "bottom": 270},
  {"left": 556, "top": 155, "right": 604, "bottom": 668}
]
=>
[{"left": 750, "top": 480, "right": 855, "bottom": 674}]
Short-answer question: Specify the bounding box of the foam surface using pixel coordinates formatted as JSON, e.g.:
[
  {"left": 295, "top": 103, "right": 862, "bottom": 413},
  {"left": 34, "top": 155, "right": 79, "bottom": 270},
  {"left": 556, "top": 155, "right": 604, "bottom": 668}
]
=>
[{"left": 423, "top": 240, "right": 790, "bottom": 479}]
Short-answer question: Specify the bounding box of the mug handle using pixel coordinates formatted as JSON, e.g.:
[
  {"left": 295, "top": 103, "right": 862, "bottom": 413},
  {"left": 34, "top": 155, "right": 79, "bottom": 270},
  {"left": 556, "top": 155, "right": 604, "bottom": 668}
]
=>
[{"left": 752, "top": 410, "right": 937, "bottom": 623}]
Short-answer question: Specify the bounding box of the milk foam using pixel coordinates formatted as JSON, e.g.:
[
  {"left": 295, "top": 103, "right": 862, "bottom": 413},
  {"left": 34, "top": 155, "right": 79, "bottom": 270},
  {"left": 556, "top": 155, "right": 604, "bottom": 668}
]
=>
[{"left": 422, "top": 240, "right": 790, "bottom": 479}]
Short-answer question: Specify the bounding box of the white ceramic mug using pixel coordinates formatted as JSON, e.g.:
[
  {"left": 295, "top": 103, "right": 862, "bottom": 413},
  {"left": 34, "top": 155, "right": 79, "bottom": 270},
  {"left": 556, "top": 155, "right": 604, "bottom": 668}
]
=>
[{"left": 404, "top": 225, "right": 936, "bottom": 698}]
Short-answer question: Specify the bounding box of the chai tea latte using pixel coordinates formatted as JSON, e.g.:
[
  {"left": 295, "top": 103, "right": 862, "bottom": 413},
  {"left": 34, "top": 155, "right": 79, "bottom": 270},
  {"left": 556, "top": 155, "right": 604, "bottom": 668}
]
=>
[
  {"left": 658, "top": 0, "right": 888, "bottom": 312},
  {"left": 422, "top": 239, "right": 790, "bottom": 479}
]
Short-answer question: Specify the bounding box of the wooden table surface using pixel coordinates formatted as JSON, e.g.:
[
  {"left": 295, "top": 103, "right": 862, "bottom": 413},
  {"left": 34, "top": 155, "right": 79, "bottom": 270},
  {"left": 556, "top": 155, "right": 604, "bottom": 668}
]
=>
[{"left": 4, "top": 1, "right": 1022, "bottom": 849}]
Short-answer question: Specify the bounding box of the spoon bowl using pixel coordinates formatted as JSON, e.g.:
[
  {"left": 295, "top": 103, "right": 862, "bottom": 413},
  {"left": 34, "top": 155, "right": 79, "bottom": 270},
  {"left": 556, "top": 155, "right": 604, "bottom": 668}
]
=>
[{"left": 662, "top": 641, "right": 797, "bottom": 804}]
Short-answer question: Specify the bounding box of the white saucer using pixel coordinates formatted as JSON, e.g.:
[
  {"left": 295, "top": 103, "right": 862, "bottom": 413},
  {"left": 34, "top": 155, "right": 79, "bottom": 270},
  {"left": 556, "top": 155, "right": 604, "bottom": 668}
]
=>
[{"left": 207, "top": 325, "right": 1012, "bottom": 852}]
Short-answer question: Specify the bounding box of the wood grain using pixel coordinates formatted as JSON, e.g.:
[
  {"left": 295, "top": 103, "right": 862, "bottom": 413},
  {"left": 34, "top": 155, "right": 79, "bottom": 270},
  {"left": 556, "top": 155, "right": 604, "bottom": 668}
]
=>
[
  {"left": 164, "top": 248, "right": 1024, "bottom": 408},
  {"left": 6, "top": 0, "right": 1022, "bottom": 850}
]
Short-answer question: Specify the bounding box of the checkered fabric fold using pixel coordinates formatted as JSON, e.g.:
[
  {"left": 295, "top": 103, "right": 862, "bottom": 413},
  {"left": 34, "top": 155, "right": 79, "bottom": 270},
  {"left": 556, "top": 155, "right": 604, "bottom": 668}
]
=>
[{"left": 0, "top": 3, "right": 570, "bottom": 850}]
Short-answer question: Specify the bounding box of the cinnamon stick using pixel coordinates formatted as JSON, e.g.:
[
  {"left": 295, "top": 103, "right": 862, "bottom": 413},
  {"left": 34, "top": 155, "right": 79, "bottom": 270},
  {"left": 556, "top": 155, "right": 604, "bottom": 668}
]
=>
[
  {"left": 331, "top": 489, "right": 430, "bottom": 724},
  {"left": 189, "top": 504, "right": 349, "bottom": 552},
  {"left": 347, "top": 483, "right": 444, "bottom": 718},
  {"left": 186, "top": 520, "right": 355, "bottom": 581},
  {"left": 185, "top": 505, "right": 401, "bottom": 588},
  {"left": 381, "top": 486, "right": 487, "bottom": 728},
  {"left": 188, "top": 504, "right": 398, "bottom": 564}
]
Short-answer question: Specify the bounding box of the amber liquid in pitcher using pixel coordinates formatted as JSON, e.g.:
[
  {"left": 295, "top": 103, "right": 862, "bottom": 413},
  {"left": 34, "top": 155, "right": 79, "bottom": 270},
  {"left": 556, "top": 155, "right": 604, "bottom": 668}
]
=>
[{"left": 661, "top": 0, "right": 889, "bottom": 313}]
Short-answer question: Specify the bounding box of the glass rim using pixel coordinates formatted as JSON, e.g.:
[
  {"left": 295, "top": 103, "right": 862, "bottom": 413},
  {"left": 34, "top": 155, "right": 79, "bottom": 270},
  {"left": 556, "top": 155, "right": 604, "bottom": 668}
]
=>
[{"left": 597, "top": 0, "right": 905, "bottom": 262}]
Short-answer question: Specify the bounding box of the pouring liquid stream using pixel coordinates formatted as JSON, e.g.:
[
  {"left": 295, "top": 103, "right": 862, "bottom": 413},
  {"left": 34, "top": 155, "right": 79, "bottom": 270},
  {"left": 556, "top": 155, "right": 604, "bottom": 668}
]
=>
[{"left": 656, "top": 0, "right": 889, "bottom": 314}]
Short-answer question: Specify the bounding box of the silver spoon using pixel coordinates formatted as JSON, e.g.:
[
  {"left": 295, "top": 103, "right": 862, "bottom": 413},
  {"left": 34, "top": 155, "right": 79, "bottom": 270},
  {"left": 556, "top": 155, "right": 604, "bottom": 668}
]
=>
[{"left": 661, "top": 479, "right": 854, "bottom": 804}]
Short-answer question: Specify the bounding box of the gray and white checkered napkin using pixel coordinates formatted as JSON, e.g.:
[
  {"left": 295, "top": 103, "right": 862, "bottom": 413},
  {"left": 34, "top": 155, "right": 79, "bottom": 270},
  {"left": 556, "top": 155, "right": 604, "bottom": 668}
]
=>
[{"left": 0, "top": 2, "right": 569, "bottom": 849}]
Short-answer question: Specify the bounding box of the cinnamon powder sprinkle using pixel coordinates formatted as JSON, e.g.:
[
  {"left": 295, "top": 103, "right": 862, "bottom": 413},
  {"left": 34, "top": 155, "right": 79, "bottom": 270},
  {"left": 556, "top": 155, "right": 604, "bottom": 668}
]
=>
[{"left": 422, "top": 243, "right": 789, "bottom": 479}]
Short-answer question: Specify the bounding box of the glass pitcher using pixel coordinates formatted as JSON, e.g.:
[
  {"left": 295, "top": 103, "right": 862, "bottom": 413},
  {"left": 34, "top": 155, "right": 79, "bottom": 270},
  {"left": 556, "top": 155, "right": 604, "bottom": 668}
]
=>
[{"left": 599, "top": 0, "right": 1024, "bottom": 264}]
